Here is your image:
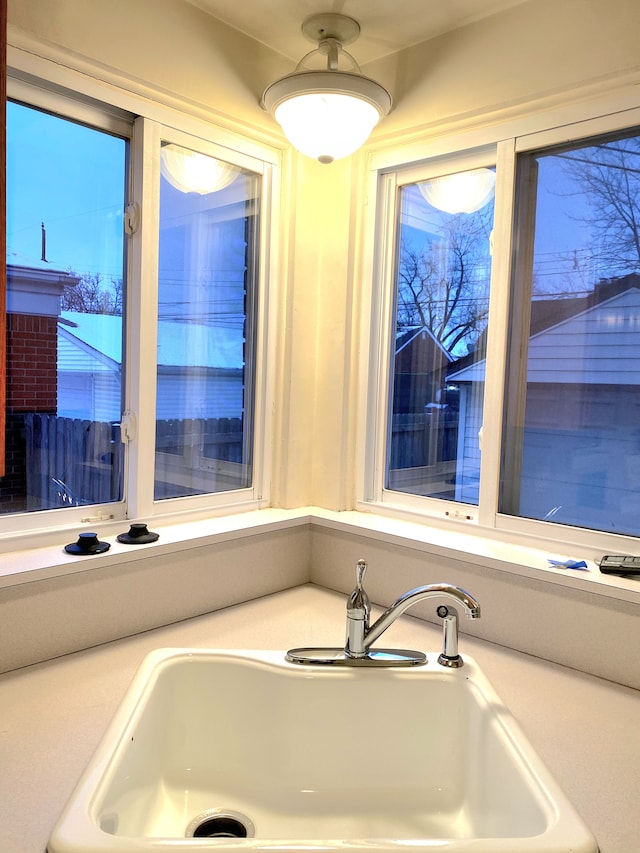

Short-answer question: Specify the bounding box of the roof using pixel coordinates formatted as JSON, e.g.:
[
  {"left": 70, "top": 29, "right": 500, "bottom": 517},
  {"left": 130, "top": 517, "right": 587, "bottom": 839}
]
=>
[
  {"left": 6, "top": 251, "right": 64, "bottom": 272},
  {"left": 395, "top": 325, "right": 453, "bottom": 360},
  {"left": 58, "top": 311, "right": 244, "bottom": 371},
  {"left": 449, "top": 285, "right": 640, "bottom": 385},
  {"left": 394, "top": 326, "right": 453, "bottom": 378},
  {"left": 157, "top": 320, "right": 243, "bottom": 369}
]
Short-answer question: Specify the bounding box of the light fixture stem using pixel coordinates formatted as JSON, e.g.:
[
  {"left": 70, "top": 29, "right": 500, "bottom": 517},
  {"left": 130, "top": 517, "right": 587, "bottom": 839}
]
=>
[{"left": 321, "top": 37, "right": 341, "bottom": 71}]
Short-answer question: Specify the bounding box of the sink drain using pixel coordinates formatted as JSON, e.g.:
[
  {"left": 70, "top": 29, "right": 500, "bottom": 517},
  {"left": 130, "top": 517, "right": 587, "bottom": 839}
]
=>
[{"left": 186, "top": 809, "right": 255, "bottom": 839}]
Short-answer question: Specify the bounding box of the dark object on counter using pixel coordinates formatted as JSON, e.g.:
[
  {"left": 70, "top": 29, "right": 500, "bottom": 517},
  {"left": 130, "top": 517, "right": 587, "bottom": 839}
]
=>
[
  {"left": 65, "top": 532, "right": 111, "bottom": 555},
  {"left": 599, "top": 555, "right": 640, "bottom": 576},
  {"left": 117, "top": 522, "right": 159, "bottom": 545}
]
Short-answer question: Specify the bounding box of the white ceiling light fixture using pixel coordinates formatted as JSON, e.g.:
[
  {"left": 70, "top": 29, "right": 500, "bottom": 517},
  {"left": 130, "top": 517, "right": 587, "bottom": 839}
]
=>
[
  {"left": 261, "top": 13, "right": 392, "bottom": 165},
  {"left": 160, "top": 144, "right": 239, "bottom": 195},
  {"left": 418, "top": 168, "right": 496, "bottom": 214}
]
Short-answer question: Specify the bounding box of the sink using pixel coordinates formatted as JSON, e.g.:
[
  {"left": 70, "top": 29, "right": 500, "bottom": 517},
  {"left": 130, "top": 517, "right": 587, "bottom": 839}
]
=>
[{"left": 48, "top": 649, "right": 598, "bottom": 852}]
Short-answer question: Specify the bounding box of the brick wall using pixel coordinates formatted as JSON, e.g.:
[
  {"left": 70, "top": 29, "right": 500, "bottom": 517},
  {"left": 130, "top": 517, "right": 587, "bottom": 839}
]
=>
[
  {"left": 6, "top": 313, "right": 57, "bottom": 412},
  {"left": 1, "top": 312, "right": 59, "bottom": 510}
]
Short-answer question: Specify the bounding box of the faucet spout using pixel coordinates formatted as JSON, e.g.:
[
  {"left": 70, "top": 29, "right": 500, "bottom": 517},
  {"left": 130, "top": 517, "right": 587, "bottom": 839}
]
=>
[{"left": 346, "top": 579, "right": 480, "bottom": 659}]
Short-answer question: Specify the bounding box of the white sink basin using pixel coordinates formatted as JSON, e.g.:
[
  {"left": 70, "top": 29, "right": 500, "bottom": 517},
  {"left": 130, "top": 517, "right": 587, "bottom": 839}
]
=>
[{"left": 48, "top": 649, "right": 597, "bottom": 852}]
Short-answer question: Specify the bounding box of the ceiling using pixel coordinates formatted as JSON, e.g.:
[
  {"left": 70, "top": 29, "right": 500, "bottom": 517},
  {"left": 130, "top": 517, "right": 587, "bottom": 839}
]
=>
[{"left": 184, "top": 0, "right": 531, "bottom": 65}]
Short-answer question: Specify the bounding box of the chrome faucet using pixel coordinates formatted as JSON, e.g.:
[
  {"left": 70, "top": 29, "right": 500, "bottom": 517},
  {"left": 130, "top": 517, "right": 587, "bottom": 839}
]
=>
[
  {"left": 287, "top": 558, "right": 481, "bottom": 667},
  {"left": 345, "top": 559, "right": 480, "bottom": 663}
]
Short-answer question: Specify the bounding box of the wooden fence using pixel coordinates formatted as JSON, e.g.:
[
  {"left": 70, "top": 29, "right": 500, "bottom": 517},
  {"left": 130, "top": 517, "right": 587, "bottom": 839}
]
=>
[
  {"left": 25, "top": 414, "right": 244, "bottom": 509},
  {"left": 155, "top": 417, "right": 244, "bottom": 462},
  {"left": 25, "top": 414, "right": 123, "bottom": 508},
  {"left": 387, "top": 411, "right": 459, "bottom": 498},
  {"left": 388, "top": 411, "right": 459, "bottom": 470},
  {"left": 25, "top": 412, "right": 456, "bottom": 507}
]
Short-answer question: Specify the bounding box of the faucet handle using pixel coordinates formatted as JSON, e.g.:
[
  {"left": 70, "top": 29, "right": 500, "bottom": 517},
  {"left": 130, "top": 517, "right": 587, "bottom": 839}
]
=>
[
  {"left": 345, "top": 560, "right": 370, "bottom": 658},
  {"left": 347, "top": 559, "right": 370, "bottom": 618}
]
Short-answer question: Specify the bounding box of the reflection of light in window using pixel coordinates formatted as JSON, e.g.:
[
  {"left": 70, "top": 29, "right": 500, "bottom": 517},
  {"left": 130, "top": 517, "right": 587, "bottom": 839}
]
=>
[
  {"left": 418, "top": 168, "right": 496, "bottom": 214},
  {"left": 161, "top": 144, "right": 239, "bottom": 195}
]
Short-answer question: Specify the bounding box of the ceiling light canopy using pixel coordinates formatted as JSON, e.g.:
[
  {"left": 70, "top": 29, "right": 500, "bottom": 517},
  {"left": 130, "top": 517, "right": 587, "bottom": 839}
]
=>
[
  {"left": 418, "top": 168, "right": 496, "bottom": 214},
  {"left": 261, "top": 14, "right": 392, "bottom": 165}
]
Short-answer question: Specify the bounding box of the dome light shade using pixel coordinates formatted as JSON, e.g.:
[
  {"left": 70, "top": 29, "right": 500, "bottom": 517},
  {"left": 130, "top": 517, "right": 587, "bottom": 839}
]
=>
[
  {"left": 160, "top": 144, "right": 239, "bottom": 195},
  {"left": 418, "top": 168, "right": 496, "bottom": 214},
  {"left": 261, "top": 15, "right": 391, "bottom": 164}
]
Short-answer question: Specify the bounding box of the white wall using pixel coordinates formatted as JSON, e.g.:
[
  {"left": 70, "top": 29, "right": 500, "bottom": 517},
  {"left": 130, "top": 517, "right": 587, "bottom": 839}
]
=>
[
  {"left": 364, "top": 0, "right": 640, "bottom": 142},
  {"left": 8, "top": 0, "right": 288, "bottom": 136},
  {"left": 0, "top": 524, "right": 310, "bottom": 673}
]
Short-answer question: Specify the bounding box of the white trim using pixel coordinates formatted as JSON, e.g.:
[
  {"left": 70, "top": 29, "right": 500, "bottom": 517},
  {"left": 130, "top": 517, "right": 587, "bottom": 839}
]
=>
[
  {"left": 514, "top": 106, "right": 640, "bottom": 154},
  {"left": 477, "top": 138, "right": 517, "bottom": 529},
  {"left": 8, "top": 67, "right": 134, "bottom": 137},
  {"left": 125, "top": 116, "right": 161, "bottom": 519},
  {"left": 358, "top": 170, "right": 397, "bottom": 503},
  {"left": 139, "top": 122, "right": 277, "bottom": 517},
  {"left": 388, "top": 145, "right": 498, "bottom": 184}
]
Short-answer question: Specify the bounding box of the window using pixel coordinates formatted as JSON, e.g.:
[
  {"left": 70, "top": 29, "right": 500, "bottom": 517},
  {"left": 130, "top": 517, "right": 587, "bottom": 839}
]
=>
[
  {"left": 387, "top": 167, "right": 494, "bottom": 504},
  {"left": 5, "top": 99, "right": 128, "bottom": 513},
  {"left": 371, "top": 118, "right": 640, "bottom": 545},
  {"left": 3, "top": 77, "right": 275, "bottom": 538},
  {"left": 501, "top": 130, "right": 640, "bottom": 537},
  {"left": 155, "top": 142, "right": 260, "bottom": 500}
]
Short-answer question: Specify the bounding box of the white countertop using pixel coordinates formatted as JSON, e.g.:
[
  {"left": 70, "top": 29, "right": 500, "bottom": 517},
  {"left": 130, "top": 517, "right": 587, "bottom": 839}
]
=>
[{"left": 1, "top": 584, "right": 638, "bottom": 852}]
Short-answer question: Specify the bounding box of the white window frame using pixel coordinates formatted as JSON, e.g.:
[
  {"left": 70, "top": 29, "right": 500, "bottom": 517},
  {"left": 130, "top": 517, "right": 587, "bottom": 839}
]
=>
[
  {"left": 358, "top": 99, "right": 640, "bottom": 558},
  {"left": 126, "top": 119, "right": 274, "bottom": 520},
  {"left": 3, "top": 57, "right": 280, "bottom": 546}
]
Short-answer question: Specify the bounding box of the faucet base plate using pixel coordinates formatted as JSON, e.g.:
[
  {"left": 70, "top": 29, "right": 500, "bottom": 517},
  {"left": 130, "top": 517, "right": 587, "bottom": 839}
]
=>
[
  {"left": 437, "top": 652, "right": 464, "bottom": 668},
  {"left": 285, "top": 647, "right": 427, "bottom": 667}
]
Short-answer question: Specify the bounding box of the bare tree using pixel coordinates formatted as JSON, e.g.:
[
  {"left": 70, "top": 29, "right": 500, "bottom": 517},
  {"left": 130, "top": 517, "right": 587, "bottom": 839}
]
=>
[
  {"left": 556, "top": 136, "right": 640, "bottom": 278},
  {"left": 397, "top": 207, "right": 492, "bottom": 356},
  {"left": 61, "top": 272, "right": 122, "bottom": 315}
]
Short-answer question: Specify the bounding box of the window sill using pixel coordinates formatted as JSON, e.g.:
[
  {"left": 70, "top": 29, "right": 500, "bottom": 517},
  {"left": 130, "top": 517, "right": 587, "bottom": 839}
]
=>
[
  {"left": 0, "top": 507, "right": 313, "bottom": 590},
  {"left": 2, "top": 504, "right": 639, "bottom": 609},
  {"left": 326, "top": 503, "right": 640, "bottom": 607}
]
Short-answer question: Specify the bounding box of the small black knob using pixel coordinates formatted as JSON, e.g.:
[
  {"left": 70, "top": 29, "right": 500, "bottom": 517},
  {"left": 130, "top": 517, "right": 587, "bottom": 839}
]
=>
[
  {"left": 116, "top": 522, "right": 159, "bottom": 545},
  {"left": 65, "top": 532, "right": 110, "bottom": 555}
]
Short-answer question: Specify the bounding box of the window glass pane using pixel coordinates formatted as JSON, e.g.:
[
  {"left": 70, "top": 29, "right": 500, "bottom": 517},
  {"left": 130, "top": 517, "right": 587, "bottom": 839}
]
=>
[
  {"left": 155, "top": 144, "right": 259, "bottom": 500},
  {"left": 5, "top": 100, "right": 127, "bottom": 512},
  {"left": 501, "top": 130, "right": 640, "bottom": 535},
  {"left": 386, "top": 168, "right": 495, "bottom": 502}
]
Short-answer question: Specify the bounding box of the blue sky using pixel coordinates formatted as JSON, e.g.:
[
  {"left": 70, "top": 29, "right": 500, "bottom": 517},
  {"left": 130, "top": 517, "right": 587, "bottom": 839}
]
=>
[{"left": 6, "top": 101, "right": 126, "bottom": 280}]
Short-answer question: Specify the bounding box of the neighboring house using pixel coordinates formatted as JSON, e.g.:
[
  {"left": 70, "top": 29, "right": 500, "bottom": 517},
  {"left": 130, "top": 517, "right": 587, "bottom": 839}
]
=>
[
  {"left": 449, "top": 277, "right": 640, "bottom": 526},
  {"left": 393, "top": 325, "right": 452, "bottom": 413},
  {"left": 58, "top": 313, "right": 122, "bottom": 421},
  {"left": 57, "top": 311, "right": 245, "bottom": 422},
  {"left": 388, "top": 326, "right": 454, "bottom": 486},
  {"left": 4, "top": 260, "right": 81, "bottom": 510},
  {"left": 155, "top": 319, "right": 245, "bottom": 421}
]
